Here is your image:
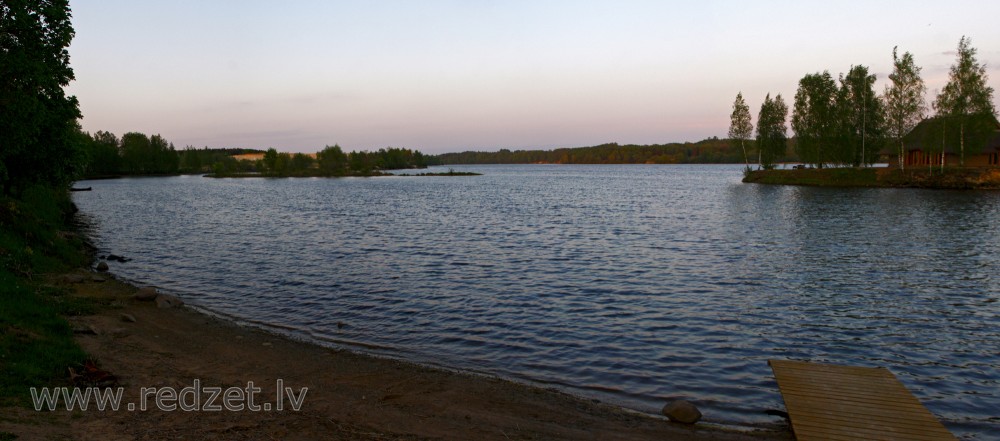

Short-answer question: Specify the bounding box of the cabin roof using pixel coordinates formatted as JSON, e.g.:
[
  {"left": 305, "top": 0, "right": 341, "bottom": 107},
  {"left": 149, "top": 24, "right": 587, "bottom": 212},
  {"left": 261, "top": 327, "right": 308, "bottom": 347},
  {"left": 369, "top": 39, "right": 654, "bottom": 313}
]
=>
[{"left": 899, "top": 115, "right": 1000, "bottom": 153}]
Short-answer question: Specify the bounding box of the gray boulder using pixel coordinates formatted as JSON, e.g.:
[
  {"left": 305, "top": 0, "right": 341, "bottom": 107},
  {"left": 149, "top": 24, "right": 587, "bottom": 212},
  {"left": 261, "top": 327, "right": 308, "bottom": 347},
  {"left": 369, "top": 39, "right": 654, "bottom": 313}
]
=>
[{"left": 96, "top": 261, "right": 109, "bottom": 272}]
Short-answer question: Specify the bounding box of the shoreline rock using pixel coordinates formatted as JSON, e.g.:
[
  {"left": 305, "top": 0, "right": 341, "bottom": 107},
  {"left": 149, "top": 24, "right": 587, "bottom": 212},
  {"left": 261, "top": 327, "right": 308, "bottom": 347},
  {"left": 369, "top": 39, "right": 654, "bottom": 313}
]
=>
[
  {"left": 662, "top": 400, "right": 702, "bottom": 424},
  {"left": 155, "top": 293, "right": 184, "bottom": 309},
  {"left": 133, "top": 287, "right": 158, "bottom": 301}
]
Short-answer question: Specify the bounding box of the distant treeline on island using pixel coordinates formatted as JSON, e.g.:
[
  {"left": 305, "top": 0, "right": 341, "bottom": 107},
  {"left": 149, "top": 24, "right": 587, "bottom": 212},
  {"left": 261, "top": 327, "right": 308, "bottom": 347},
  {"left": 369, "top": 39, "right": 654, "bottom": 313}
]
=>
[
  {"left": 430, "top": 138, "right": 797, "bottom": 165},
  {"left": 78, "top": 130, "right": 432, "bottom": 178}
]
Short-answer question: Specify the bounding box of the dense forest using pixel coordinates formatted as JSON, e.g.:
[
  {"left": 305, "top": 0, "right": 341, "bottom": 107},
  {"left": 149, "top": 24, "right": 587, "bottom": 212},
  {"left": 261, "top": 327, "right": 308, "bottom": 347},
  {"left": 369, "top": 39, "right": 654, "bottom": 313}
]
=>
[
  {"left": 78, "top": 130, "right": 430, "bottom": 178},
  {"left": 239, "top": 145, "right": 429, "bottom": 177},
  {"left": 432, "top": 138, "right": 798, "bottom": 165},
  {"left": 78, "top": 130, "right": 266, "bottom": 177}
]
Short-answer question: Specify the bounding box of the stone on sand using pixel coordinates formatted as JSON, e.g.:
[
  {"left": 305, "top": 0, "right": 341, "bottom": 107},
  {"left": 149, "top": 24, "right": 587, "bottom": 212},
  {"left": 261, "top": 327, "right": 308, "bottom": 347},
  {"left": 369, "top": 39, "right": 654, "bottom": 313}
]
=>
[
  {"left": 155, "top": 294, "right": 184, "bottom": 309},
  {"left": 134, "top": 287, "right": 158, "bottom": 301},
  {"left": 662, "top": 400, "right": 702, "bottom": 424}
]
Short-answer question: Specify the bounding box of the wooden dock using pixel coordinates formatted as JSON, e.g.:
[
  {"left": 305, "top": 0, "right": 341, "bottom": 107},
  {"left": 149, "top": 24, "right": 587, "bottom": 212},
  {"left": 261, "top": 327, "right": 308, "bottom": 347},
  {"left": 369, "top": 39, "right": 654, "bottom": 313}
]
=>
[{"left": 768, "top": 359, "right": 956, "bottom": 441}]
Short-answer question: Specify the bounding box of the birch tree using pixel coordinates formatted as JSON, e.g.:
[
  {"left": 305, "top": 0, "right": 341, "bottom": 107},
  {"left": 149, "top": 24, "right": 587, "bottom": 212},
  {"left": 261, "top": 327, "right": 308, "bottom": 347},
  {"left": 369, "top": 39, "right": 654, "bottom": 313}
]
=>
[
  {"left": 728, "top": 92, "right": 754, "bottom": 168},
  {"left": 883, "top": 47, "right": 926, "bottom": 170},
  {"left": 756, "top": 94, "right": 788, "bottom": 170},
  {"left": 792, "top": 72, "right": 838, "bottom": 168},
  {"left": 934, "top": 36, "right": 996, "bottom": 166},
  {"left": 836, "top": 65, "right": 885, "bottom": 167}
]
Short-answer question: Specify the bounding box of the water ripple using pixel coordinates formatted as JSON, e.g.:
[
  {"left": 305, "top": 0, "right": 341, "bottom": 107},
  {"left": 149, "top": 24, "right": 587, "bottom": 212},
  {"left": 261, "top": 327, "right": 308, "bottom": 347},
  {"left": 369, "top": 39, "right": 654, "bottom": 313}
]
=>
[{"left": 75, "top": 165, "right": 1000, "bottom": 438}]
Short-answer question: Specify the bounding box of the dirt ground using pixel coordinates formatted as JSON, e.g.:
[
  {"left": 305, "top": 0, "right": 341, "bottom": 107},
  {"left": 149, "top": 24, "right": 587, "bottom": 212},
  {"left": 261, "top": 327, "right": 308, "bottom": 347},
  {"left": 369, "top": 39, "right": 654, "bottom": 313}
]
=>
[{"left": 0, "top": 272, "right": 792, "bottom": 441}]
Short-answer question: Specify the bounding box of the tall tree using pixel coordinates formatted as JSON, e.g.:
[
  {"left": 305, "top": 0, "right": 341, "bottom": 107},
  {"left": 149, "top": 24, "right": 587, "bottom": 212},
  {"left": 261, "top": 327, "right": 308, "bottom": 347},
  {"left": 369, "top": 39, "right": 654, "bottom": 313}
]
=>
[
  {"left": 883, "top": 47, "right": 927, "bottom": 170},
  {"left": 84, "top": 130, "right": 122, "bottom": 176},
  {"left": 836, "top": 65, "right": 885, "bottom": 167},
  {"left": 316, "top": 144, "right": 347, "bottom": 175},
  {"left": 728, "top": 92, "right": 754, "bottom": 168},
  {"left": 756, "top": 94, "right": 789, "bottom": 170},
  {"left": 933, "top": 36, "right": 997, "bottom": 166},
  {"left": 180, "top": 146, "right": 203, "bottom": 173},
  {"left": 0, "top": 0, "right": 82, "bottom": 195},
  {"left": 262, "top": 148, "right": 279, "bottom": 172},
  {"left": 791, "top": 72, "right": 838, "bottom": 168},
  {"left": 120, "top": 132, "right": 152, "bottom": 174}
]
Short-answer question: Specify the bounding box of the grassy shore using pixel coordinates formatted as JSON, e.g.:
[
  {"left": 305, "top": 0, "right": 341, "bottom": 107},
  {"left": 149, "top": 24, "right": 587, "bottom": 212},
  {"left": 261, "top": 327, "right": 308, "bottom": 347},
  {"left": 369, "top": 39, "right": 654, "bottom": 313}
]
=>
[
  {"left": 0, "top": 187, "right": 91, "bottom": 408},
  {"left": 743, "top": 167, "right": 1000, "bottom": 189}
]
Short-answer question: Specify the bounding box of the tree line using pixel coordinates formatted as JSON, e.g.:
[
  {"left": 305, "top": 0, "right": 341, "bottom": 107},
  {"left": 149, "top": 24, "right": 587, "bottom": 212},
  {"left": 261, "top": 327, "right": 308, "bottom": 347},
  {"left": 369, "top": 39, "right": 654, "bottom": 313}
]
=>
[
  {"left": 248, "top": 145, "right": 430, "bottom": 177},
  {"left": 79, "top": 130, "right": 270, "bottom": 176},
  {"left": 79, "top": 132, "right": 433, "bottom": 178},
  {"left": 731, "top": 37, "right": 996, "bottom": 170},
  {"left": 432, "top": 138, "right": 796, "bottom": 165}
]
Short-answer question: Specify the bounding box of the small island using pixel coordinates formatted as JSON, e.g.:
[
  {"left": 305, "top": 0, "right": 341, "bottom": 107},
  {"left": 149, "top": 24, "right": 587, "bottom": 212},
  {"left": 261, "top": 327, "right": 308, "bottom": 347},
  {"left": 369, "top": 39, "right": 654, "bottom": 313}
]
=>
[
  {"left": 744, "top": 167, "right": 1000, "bottom": 190},
  {"left": 403, "top": 169, "right": 481, "bottom": 177},
  {"left": 730, "top": 37, "right": 999, "bottom": 190}
]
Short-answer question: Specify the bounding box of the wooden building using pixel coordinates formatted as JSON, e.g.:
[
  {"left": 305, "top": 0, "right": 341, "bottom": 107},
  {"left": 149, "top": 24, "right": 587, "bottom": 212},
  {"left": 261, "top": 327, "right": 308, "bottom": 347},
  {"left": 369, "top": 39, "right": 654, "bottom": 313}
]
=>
[{"left": 884, "top": 116, "right": 1000, "bottom": 168}]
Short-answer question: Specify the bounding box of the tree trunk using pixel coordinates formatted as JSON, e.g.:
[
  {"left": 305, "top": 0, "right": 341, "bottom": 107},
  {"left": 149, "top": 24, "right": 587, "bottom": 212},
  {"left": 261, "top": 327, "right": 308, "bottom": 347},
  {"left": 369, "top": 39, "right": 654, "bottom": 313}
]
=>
[
  {"left": 899, "top": 140, "right": 905, "bottom": 170},
  {"left": 741, "top": 139, "right": 749, "bottom": 168},
  {"left": 960, "top": 122, "right": 965, "bottom": 167}
]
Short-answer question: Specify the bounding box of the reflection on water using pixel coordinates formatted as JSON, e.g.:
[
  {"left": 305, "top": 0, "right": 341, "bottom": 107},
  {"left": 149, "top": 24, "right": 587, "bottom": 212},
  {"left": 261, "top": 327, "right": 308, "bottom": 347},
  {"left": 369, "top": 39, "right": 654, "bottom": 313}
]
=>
[{"left": 75, "top": 165, "right": 1000, "bottom": 437}]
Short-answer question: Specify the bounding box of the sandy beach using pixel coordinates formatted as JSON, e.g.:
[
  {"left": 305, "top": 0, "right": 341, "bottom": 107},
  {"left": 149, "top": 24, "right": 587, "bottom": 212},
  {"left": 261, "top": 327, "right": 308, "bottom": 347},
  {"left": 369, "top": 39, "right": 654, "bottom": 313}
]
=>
[{"left": 1, "top": 272, "right": 792, "bottom": 441}]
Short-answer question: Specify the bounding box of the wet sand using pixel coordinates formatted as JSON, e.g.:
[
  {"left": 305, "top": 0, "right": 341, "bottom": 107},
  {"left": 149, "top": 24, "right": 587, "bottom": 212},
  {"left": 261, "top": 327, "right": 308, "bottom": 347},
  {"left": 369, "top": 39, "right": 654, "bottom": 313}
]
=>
[{"left": 1, "top": 272, "right": 791, "bottom": 440}]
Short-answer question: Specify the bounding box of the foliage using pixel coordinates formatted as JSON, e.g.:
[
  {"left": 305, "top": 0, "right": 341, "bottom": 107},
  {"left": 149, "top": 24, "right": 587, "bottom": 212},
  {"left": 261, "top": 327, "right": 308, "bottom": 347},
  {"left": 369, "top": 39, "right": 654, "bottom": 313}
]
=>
[
  {"left": 882, "top": 47, "right": 927, "bottom": 170},
  {"left": 835, "top": 65, "right": 885, "bottom": 167},
  {"left": 792, "top": 72, "right": 839, "bottom": 167},
  {"left": 791, "top": 66, "right": 886, "bottom": 168},
  {"left": 0, "top": 188, "right": 88, "bottom": 405},
  {"left": 756, "top": 94, "right": 789, "bottom": 170},
  {"left": 0, "top": 0, "right": 83, "bottom": 195},
  {"left": 79, "top": 130, "right": 268, "bottom": 176},
  {"left": 247, "top": 146, "right": 426, "bottom": 177},
  {"left": 933, "top": 36, "right": 997, "bottom": 165},
  {"left": 179, "top": 146, "right": 202, "bottom": 172},
  {"left": 116, "top": 132, "right": 179, "bottom": 174},
  {"left": 728, "top": 92, "right": 753, "bottom": 166},
  {"left": 316, "top": 145, "right": 348, "bottom": 175},
  {"left": 291, "top": 153, "right": 314, "bottom": 171},
  {"left": 81, "top": 131, "right": 122, "bottom": 176},
  {"left": 262, "top": 148, "right": 279, "bottom": 172},
  {"left": 433, "top": 137, "right": 782, "bottom": 165}
]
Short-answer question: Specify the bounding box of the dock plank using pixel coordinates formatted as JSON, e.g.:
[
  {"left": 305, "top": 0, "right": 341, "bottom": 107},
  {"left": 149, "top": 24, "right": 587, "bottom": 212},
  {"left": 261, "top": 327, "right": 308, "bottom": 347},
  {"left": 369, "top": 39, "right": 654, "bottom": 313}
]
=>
[{"left": 769, "top": 359, "right": 956, "bottom": 441}]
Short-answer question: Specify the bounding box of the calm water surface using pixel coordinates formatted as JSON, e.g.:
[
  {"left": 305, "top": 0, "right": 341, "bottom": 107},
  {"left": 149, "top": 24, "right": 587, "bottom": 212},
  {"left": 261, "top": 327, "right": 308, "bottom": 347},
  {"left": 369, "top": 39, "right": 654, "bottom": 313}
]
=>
[{"left": 75, "top": 165, "right": 1000, "bottom": 438}]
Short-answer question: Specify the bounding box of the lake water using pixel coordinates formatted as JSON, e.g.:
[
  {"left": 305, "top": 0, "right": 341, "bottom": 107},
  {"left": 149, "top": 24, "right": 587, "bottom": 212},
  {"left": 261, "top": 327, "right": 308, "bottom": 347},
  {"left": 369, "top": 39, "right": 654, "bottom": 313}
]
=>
[{"left": 74, "top": 165, "right": 1000, "bottom": 438}]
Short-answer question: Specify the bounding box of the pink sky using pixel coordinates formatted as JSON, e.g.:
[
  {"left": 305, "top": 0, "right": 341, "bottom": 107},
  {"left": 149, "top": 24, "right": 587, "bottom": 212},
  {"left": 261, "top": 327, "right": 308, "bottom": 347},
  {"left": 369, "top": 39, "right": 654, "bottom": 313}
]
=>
[{"left": 67, "top": 0, "right": 1000, "bottom": 154}]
